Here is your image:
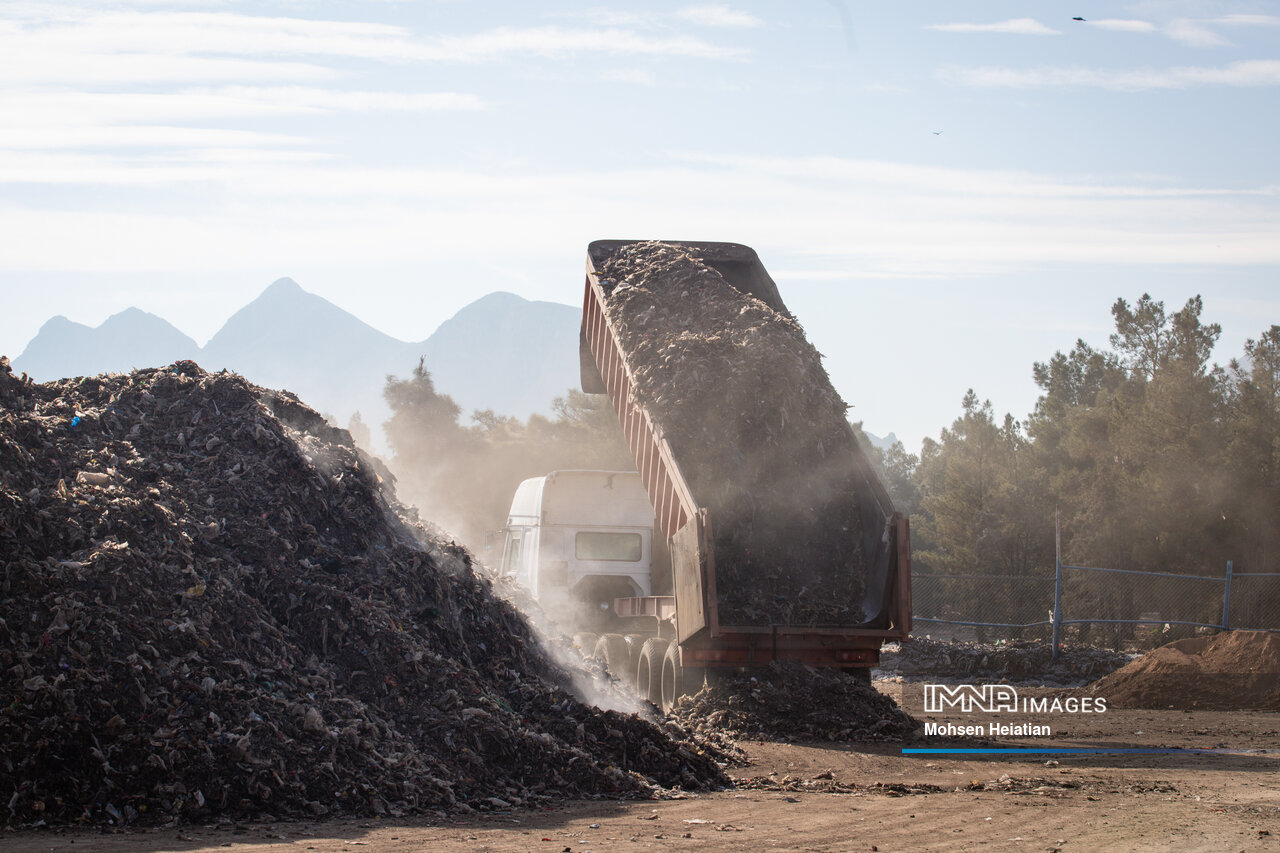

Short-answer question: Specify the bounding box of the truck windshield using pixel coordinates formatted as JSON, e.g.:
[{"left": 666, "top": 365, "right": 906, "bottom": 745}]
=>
[{"left": 575, "top": 531, "right": 642, "bottom": 562}]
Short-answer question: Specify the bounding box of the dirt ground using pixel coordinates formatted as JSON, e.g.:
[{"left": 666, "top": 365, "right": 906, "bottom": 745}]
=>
[{"left": 5, "top": 688, "right": 1278, "bottom": 853}]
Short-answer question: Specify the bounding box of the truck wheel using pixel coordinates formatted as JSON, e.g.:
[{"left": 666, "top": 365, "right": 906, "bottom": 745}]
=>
[
  {"left": 593, "top": 634, "right": 632, "bottom": 682},
  {"left": 624, "top": 635, "right": 646, "bottom": 683},
  {"left": 572, "top": 632, "right": 599, "bottom": 658},
  {"left": 846, "top": 667, "right": 872, "bottom": 686},
  {"left": 659, "top": 642, "right": 705, "bottom": 714},
  {"left": 635, "top": 637, "right": 670, "bottom": 707}
]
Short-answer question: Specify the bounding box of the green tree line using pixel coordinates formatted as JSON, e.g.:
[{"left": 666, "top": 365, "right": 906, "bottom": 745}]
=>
[{"left": 865, "top": 293, "right": 1279, "bottom": 635}]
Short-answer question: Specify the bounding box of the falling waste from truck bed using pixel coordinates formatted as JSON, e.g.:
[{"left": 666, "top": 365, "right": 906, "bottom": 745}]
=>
[
  {"left": 0, "top": 357, "right": 727, "bottom": 827},
  {"left": 595, "top": 242, "right": 870, "bottom": 627},
  {"left": 668, "top": 662, "right": 920, "bottom": 743}
]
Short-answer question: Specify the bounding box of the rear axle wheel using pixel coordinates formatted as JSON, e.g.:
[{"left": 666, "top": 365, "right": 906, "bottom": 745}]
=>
[
  {"left": 635, "top": 637, "right": 670, "bottom": 706},
  {"left": 660, "top": 642, "right": 705, "bottom": 713}
]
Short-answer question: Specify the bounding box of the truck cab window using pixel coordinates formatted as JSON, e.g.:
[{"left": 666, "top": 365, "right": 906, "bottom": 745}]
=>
[
  {"left": 575, "top": 531, "right": 642, "bottom": 562},
  {"left": 502, "top": 535, "right": 521, "bottom": 576}
]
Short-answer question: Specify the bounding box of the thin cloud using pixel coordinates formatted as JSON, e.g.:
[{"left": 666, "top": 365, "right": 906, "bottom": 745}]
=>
[
  {"left": 413, "top": 26, "right": 744, "bottom": 61},
  {"left": 927, "top": 18, "right": 1060, "bottom": 36},
  {"left": 0, "top": 126, "right": 309, "bottom": 153},
  {"left": 676, "top": 5, "right": 763, "bottom": 28},
  {"left": 223, "top": 88, "right": 485, "bottom": 113},
  {"left": 1, "top": 153, "right": 1276, "bottom": 277},
  {"left": 1164, "top": 18, "right": 1229, "bottom": 47},
  {"left": 0, "top": 52, "right": 335, "bottom": 86},
  {"left": 942, "top": 60, "right": 1280, "bottom": 91},
  {"left": 0, "top": 88, "right": 484, "bottom": 129},
  {"left": 1089, "top": 19, "right": 1158, "bottom": 34},
  {"left": 3, "top": 11, "right": 423, "bottom": 62},
  {"left": 0, "top": 10, "right": 396, "bottom": 85},
  {"left": 1213, "top": 14, "right": 1280, "bottom": 26},
  {"left": 1084, "top": 14, "right": 1280, "bottom": 44},
  {"left": 0, "top": 11, "right": 743, "bottom": 89}
]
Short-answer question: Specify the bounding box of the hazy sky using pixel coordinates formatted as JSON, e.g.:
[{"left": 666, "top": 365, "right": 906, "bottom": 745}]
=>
[{"left": 2, "top": 1, "right": 1277, "bottom": 449}]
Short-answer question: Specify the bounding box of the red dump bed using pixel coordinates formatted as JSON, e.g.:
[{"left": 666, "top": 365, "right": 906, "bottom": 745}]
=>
[{"left": 578, "top": 240, "right": 911, "bottom": 670}]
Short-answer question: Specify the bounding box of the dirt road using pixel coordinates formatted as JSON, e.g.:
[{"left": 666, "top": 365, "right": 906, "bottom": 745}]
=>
[{"left": 6, "top": 703, "right": 1278, "bottom": 852}]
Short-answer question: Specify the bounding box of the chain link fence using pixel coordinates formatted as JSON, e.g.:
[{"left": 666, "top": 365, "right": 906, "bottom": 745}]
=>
[
  {"left": 912, "top": 574, "right": 1054, "bottom": 643},
  {"left": 913, "top": 562, "right": 1280, "bottom": 652},
  {"left": 1230, "top": 571, "right": 1280, "bottom": 631}
]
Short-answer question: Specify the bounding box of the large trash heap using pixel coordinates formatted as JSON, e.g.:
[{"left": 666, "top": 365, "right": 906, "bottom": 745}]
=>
[
  {"left": 596, "top": 242, "right": 869, "bottom": 627},
  {"left": 0, "top": 357, "right": 725, "bottom": 827}
]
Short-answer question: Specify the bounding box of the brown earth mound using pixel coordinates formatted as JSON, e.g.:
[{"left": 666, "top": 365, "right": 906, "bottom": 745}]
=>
[
  {"left": 1088, "top": 630, "right": 1280, "bottom": 710},
  {"left": 0, "top": 357, "right": 726, "bottom": 828},
  {"left": 596, "top": 242, "right": 868, "bottom": 627}
]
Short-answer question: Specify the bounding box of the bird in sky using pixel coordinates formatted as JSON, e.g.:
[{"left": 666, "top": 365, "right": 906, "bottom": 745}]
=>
[
  {"left": 932, "top": 131, "right": 944, "bottom": 135},
  {"left": 1073, "top": 16, "right": 1086, "bottom": 21}
]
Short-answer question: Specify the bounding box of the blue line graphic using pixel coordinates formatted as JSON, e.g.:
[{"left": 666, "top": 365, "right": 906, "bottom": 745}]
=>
[{"left": 902, "top": 748, "right": 1269, "bottom": 755}]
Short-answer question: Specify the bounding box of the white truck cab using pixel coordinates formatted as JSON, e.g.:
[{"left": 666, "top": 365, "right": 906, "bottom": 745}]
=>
[{"left": 501, "top": 470, "right": 656, "bottom": 628}]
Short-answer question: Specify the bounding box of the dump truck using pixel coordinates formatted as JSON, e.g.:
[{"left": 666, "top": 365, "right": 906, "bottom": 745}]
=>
[{"left": 503, "top": 240, "right": 911, "bottom": 711}]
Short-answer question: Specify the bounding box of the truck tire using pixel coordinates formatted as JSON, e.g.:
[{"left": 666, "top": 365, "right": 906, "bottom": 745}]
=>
[
  {"left": 593, "top": 634, "right": 632, "bottom": 682},
  {"left": 624, "top": 635, "right": 646, "bottom": 682},
  {"left": 572, "top": 632, "right": 599, "bottom": 657},
  {"left": 660, "top": 642, "right": 705, "bottom": 714},
  {"left": 635, "top": 637, "right": 670, "bottom": 707}
]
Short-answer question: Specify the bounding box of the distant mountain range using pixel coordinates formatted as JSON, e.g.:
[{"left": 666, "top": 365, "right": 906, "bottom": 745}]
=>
[
  {"left": 13, "top": 279, "right": 582, "bottom": 449},
  {"left": 17, "top": 307, "right": 201, "bottom": 378},
  {"left": 12, "top": 278, "right": 899, "bottom": 453}
]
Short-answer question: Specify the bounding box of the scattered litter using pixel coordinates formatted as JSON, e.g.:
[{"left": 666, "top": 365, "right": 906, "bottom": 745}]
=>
[{"left": 879, "top": 637, "right": 1132, "bottom": 686}]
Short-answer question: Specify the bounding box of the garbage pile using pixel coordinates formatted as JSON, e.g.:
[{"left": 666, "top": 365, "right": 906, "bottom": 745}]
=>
[
  {"left": 1087, "top": 630, "right": 1280, "bottom": 710},
  {"left": 0, "top": 358, "right": 726, "bottom": 827},
  {"left": 596, "top": 242, "right": 868, "bottom": 627},
  {"left": 666, "top": 662, "right": 919, "bottom": 743},
  {"left": 880, "top": 638, "right": 1133, "bottom": 686}
]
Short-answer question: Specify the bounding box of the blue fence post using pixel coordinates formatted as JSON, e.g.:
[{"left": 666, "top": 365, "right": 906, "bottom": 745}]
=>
[
  {"left": 1052, "top": 512, "right": 1062, "bottom": 660},
  {"left": 1221, "top": 560, "right": 1233, "bottom": 631}
]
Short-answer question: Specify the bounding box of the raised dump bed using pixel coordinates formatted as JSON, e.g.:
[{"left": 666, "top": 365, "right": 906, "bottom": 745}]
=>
[{"left": 578, "top": 240, "right": 911, "bottom": 708}]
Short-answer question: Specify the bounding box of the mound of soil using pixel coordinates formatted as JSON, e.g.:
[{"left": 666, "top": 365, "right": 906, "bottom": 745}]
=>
[
  {"left": 0, "top": 358, "right": 726, "bottom": 828},
  {"left": 1087, "top": 630, "right": 1280, "bottom": 710},
  {"left": 596, "top": 242, "right": 869, "bottom": 627},
  {"left": 666, "top": 663, "right": 919, "bottom": 743}
]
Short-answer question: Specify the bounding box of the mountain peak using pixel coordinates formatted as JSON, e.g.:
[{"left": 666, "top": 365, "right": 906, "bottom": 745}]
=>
[
  {"left": 470, "top": 291, "right": 524, "bottom": 306},
  {"left": 201, "top": 276, "right": 408, "bottom": 374},
  {"left": 102, "top": 306, "right": 163, "bottom": 328},
  {"left": 261, "top": 277, "right": 304, "bottom": 298},
  {"left": 37, "top": 314, "right": 81, "bottom": 333}
]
